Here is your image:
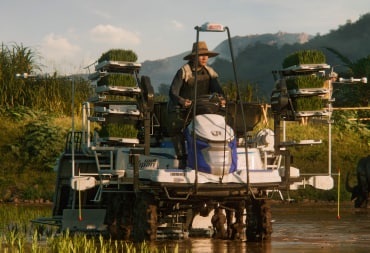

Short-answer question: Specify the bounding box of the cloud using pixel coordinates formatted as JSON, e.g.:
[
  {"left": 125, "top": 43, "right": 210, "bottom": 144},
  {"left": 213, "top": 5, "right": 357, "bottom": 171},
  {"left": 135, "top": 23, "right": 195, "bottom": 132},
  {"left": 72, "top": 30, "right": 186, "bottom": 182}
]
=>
[
  {"left": 171, "top": 20, "right": 184, "bottom": 30},
  {"left": 89, "top": 24, "right": 141, "bottom": 46},
  {"left": 40, "top": 33, "right": 80, "bottom": 58},
  {"left": 91, "top": 10, "right": 112, "bottom": 20},
  {"left": 38, "top": 33, "right": 82, "bottom": 74}
]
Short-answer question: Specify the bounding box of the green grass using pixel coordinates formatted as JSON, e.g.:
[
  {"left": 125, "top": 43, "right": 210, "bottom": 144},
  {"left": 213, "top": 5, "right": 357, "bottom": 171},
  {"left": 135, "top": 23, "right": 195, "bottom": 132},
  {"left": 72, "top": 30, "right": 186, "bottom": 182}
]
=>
[{"left": 0, "top": 115, "right": 78, "bottom": 202}]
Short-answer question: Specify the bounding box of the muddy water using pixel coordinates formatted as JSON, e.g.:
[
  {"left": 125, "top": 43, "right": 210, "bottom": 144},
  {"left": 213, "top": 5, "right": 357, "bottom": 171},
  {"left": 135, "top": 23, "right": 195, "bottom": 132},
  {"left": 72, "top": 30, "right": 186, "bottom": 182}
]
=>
[
  {"left": 270, "top": 203, "right": 370, "bottom": 253},
  {"left": 158, "top": 202, "right": 370, "bottom": 253}
]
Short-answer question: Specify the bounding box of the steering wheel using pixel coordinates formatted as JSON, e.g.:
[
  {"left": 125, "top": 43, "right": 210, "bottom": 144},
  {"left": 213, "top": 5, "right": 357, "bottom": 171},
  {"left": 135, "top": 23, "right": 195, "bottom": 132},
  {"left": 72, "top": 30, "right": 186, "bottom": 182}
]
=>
[{"left": 194, "top": 93, "right": 224, "bottom": 115}]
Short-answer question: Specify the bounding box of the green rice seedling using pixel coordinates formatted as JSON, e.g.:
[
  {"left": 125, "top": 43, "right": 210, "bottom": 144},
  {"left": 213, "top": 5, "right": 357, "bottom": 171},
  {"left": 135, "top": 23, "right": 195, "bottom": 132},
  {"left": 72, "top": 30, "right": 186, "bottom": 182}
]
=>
[
  {"left": 114, "top": 240, "right": 118, "bottom": 253},
  {"left": 31, "top": 230, "right": 39, "bottom": 253},
  {"left": 4, "top": 229, "right": 17, "bottom": 248},
  {"left": 70, "top": 233, "right": 87, "bottom": 251},
  {"left": 0, "top": 205, "right": 182, "bottom": 253},
  {"left": 99, "top": 123, "right": 138, "bottom": 138},
  {"left": 109, "top": 95, "right": 137, "bottom": 102},
  {"left": 48, "top": 229, "right": 74, "bottom": 252},
  {"left": 98, "top": 234, "right": 105, "bottom": 252},
  {"left": 292, "top": 96, "right": 324, "bottom": 111},
  {"left": 0, "top": 204, "right": 52, "bottom": 227},
  {"left": 286, "top": 75, "right": 326, "bottom": 90},
  {"left": 0, "top": 204, "right": 179, "bottom": 253},
  {"left": 98, "top": 73, "right": 137, "bottom": 87},
  {"left": 282, "top": 50, "right": 326, "bottom": 68},
  {"left": 16, "top": 233, "right": 26, "bottom": 253},
  {"left": 125, "top": 241, "right": 135, "bottom": 252},
  {"left": 98, "top": 49, "right": 138, "bottom": 63}
]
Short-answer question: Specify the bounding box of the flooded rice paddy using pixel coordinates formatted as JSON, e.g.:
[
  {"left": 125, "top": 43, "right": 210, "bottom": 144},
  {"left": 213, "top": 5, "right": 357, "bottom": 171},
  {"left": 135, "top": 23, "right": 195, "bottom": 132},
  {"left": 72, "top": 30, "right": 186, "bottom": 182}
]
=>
[
  {"left": 158, "top": 202, "right": 370, "bottom": 253},
  {"left": 1, "top": 202, "right": 370, "bottom": 252}
]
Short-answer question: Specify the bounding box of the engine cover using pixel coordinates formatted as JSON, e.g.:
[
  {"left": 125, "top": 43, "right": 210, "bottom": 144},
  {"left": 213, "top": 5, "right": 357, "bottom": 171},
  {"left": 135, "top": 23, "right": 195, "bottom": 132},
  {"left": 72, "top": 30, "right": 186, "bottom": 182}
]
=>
[{"left": 185, "top": 114, "right": 237, "bottom": 175}]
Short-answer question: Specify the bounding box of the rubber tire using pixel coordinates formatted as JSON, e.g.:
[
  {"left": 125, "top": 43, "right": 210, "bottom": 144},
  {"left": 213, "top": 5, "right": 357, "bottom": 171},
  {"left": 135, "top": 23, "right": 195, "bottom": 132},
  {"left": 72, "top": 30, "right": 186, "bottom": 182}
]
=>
[
  {"left": 132, "top": 192, "right": 158, "bottom": 242},
  {"left": 105, "top": 192, "right": 134, "bottom": 240},
  {"left": 246, "top": 196, "right": 272, "bottom": 242}
]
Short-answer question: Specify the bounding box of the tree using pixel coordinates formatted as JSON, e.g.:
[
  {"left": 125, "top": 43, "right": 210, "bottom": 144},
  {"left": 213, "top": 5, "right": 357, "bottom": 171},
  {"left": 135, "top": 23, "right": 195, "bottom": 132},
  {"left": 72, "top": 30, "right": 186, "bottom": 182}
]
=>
[
  {"left": 325, "top": 48, "right": 370, "bottom": 134},
  {"left": 222, "top": 80, "right": 255, "bottom": 102}
]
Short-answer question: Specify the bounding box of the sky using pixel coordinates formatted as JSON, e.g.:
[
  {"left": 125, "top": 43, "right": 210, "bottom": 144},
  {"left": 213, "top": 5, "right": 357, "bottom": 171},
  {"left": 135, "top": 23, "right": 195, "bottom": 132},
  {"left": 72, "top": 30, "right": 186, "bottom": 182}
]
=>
[{"left": 1, "top": 0, "right": 368, "bottom": 74}]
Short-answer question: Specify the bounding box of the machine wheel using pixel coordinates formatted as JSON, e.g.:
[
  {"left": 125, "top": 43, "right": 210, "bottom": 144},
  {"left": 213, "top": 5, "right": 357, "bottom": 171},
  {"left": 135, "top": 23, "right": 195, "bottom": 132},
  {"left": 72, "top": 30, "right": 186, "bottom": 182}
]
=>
[
  {"left": 132, "top": 192, "right": 158, "bottom": 242},
  {"left": 211, "top": 207, "right": 227, "bottom": 239},
  {"left": 227, "top": 201, "right": 246, "bottom": 240},
  {"left": 246, "top": 195, "right": 272, "bottom": 242},
  {"left": 105, "top": 192, "right": 134, "bottom": 240}
]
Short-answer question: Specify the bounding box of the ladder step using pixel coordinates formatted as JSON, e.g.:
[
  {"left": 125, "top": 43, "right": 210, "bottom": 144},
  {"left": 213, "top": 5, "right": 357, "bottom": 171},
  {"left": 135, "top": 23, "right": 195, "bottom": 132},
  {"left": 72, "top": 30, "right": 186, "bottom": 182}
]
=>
[
  {"left": 95, "top": 85, "right": 141, "bottom": 95},
  {"left": 95, "top": 60, "right": 142, "bottom": 72},
  {"left": 94, "top": 105, "right": 140, "bottom": 115},
  {"left": 99, "top": 137, "right": 140, "bottom": 144},
  {"left": 98, "top": 170, "right": 125, "bottom": 177},
  {"left": 88, "top": 116, "right": 106, "bottom": 122},
  {"left": 88, "top": 95, "right": 106, "bottom": 102},
  {"left": 91, "top": 146, "right": 117, "bottom": 151},
  {"left": 99, "top": 164, "right": 111, "bottom": 168},
  {"left": 88, "top": 71, "right": 107, "bottom": 80}
]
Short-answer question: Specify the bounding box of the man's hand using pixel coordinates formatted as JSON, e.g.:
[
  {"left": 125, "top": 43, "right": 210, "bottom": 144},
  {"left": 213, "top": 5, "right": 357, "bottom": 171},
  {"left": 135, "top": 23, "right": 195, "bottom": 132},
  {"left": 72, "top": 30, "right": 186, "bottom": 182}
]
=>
[
  {"left": 184, "top": 99, "right": 192, "bottom": 107},
  {"left": 209, "top": 93, "right": 226, "bottom": 107}
]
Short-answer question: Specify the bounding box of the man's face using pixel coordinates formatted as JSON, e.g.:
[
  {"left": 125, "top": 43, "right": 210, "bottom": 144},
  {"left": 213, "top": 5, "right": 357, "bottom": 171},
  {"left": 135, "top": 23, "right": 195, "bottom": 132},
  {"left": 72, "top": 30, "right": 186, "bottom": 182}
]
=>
[{"left": 198, "top": 55, "right": 209, "bottom": 67}]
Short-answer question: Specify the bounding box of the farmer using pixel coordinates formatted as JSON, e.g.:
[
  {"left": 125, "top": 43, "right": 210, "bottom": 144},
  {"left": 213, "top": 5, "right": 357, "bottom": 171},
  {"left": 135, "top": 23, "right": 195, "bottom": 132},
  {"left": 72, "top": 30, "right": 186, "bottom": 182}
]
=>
[{"left": 167, "top": 41, "right": 225, "bottom": 169}]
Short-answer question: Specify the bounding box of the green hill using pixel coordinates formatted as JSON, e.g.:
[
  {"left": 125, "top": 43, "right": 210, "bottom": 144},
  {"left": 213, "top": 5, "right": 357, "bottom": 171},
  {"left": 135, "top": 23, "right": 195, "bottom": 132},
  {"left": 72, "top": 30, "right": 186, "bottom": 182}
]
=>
[
  {"left": 214, "top": 13, "right": 370, "bottom": 100},
  {"left": 141, "top": 13, "right": 370, "bottom": 102}
]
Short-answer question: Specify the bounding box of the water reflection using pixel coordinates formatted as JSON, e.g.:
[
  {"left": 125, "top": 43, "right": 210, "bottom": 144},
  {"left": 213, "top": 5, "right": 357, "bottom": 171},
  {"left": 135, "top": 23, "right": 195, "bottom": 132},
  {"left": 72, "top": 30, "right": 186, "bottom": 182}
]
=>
[
  {"left": 4, "top": 203, "right": 370, "bottom": 252},
  {"left": 155, "top": 203, "right": 370, "bottom": 253},
  {"left": 158, "top": 239, "right": 271, "bottom": 253}
]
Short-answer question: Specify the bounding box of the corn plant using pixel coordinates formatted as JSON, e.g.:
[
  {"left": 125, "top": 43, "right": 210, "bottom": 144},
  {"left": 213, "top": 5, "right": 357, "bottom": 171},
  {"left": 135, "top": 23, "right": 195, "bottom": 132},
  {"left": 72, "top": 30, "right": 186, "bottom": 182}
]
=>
[{"left": 0, "top": 43, "right": 39, "bottom": 107}]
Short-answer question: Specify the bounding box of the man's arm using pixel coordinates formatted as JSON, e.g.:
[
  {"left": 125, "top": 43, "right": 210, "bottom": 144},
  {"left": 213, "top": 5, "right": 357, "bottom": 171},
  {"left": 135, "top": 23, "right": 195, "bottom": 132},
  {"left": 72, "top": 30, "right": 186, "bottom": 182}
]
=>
[{"left": 169, "top": 69, "right": 186, "bottom": 107}]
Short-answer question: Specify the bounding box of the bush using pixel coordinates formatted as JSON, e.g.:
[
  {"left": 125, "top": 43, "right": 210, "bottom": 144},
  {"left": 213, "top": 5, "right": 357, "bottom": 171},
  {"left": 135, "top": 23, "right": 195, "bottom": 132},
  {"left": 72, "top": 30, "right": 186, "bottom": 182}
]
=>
[{"left": 21, "top": 117, "right": 65, "bottom": 172}]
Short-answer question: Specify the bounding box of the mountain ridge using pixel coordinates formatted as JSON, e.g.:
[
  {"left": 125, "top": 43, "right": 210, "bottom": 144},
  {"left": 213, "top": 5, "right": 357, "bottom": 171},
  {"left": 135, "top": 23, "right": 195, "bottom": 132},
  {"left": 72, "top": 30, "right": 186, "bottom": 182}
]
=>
[
  {"left": 140, "top": 13, "right": 370, "bottom": 99},
  {"left": 140, "top": 31, "right": 313, "bottom": 91}
]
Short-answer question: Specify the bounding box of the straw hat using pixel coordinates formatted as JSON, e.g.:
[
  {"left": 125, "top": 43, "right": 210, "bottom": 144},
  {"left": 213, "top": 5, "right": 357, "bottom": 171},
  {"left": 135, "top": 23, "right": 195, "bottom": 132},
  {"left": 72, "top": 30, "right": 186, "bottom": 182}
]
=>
[
  {"left": 183, "top": 41, "right": 219, "bottom": 60},
  {"left": 329, "top": 72, "right": 338, "bottom": 78}
]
